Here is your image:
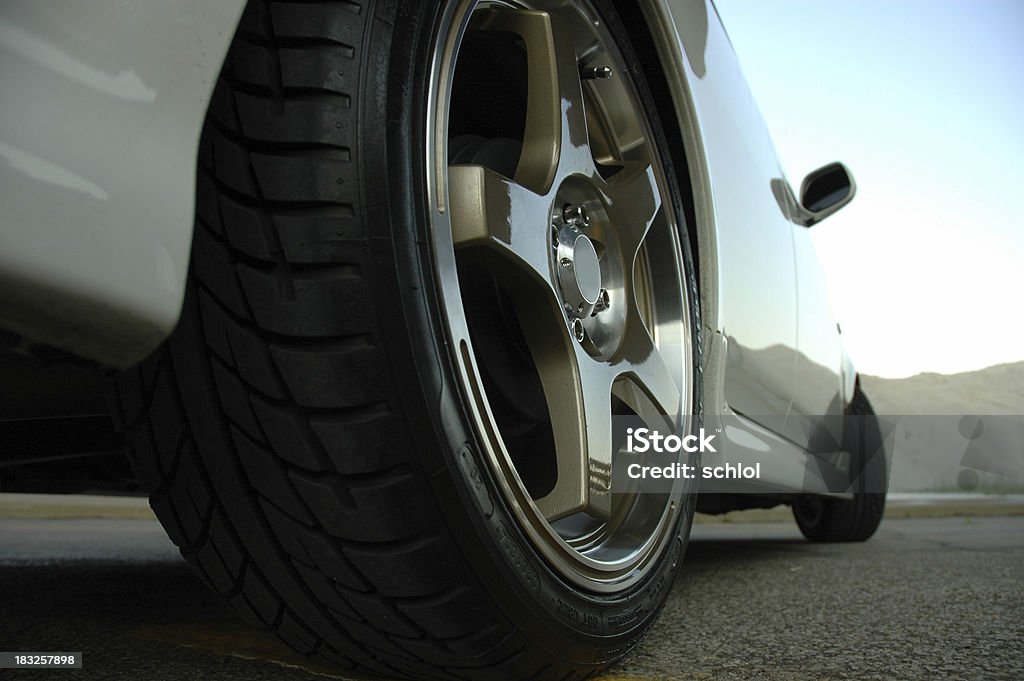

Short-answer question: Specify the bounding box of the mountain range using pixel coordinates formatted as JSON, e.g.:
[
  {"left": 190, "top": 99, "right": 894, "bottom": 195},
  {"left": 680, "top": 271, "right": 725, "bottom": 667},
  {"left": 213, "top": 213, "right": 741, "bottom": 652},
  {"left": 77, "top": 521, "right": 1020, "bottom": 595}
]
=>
[{"left": 860, "top": 362, "right": 1024, "bottom": 492}]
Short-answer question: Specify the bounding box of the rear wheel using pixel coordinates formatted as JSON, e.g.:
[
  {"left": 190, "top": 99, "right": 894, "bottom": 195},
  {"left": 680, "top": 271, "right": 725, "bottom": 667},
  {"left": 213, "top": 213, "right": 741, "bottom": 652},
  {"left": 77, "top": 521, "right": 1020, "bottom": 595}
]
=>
[
  {"left": 792, "top": 387, "right": 887, "bottom": 542},
  {"left": 115, "top": 1, "right": 702, "bottom": 678}
]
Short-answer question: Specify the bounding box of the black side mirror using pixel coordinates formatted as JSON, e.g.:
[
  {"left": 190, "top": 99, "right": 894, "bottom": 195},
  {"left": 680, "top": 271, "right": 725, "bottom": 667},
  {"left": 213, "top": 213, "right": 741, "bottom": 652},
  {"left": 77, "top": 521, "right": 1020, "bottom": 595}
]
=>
[{"left": 798, "top": 162, "right": 856, "bottom": 226}]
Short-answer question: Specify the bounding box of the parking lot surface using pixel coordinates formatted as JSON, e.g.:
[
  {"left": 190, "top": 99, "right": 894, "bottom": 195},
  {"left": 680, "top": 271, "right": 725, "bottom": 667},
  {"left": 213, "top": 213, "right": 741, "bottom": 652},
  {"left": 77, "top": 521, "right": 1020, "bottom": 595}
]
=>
[{"left": 1, "top": 514, "right": 1021, "bottom": 680}]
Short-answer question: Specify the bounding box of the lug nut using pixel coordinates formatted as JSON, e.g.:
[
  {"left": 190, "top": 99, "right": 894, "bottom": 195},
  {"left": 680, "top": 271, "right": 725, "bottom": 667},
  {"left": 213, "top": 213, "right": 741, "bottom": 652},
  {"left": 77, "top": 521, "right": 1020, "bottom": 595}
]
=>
[
  {"left": 572, "top": 318, "right": 585, "bottom": 343},
  {"left": 581, "top": 65, "right": 613, "bottom": 80},
  {"left": 593, "top": 288, "right": 610, "bottom": 314},
  {"left": 562, "top": 203, "right": 590, "bottom": 228}
]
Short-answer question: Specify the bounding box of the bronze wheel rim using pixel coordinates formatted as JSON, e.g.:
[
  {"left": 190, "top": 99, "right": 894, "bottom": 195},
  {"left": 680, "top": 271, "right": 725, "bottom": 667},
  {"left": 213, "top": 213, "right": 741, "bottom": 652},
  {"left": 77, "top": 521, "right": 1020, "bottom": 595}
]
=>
[{"left": 426, "top": 0, "right": 695, "bottom": 591}]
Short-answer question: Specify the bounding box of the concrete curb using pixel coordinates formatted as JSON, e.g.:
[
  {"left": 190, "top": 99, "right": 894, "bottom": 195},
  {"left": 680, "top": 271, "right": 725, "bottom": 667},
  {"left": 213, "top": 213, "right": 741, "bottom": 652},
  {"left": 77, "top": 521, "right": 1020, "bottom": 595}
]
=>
[
  {"left": 1, "top": 492, "right": 1023, "bottom": 523},
  {"left": 694, "top": 493, "right": 1024, "bottom": 523},
  {"left": 0, "top": 493, "right": 156, "bottom": 520}
]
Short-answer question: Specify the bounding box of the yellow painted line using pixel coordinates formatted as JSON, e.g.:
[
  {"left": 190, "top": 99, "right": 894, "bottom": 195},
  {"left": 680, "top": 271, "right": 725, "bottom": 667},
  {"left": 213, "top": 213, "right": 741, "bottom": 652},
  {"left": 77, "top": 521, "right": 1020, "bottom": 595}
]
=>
[
  {"left": 598, "top": 673, "right": 716, "bottom": 680},
  {"left": 131, "top": 621, "right": 370, "bottom": 679},
  {"left": 135, "top": 621, "right": 689, "bottom": 680}
]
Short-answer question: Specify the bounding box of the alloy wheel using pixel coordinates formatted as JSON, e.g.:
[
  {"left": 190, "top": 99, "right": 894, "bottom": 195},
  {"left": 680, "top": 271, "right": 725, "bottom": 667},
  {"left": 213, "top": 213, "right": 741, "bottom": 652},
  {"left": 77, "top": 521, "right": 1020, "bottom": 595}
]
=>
[{"left": 427, "top": 0, "right": 696, "bottom": 591}]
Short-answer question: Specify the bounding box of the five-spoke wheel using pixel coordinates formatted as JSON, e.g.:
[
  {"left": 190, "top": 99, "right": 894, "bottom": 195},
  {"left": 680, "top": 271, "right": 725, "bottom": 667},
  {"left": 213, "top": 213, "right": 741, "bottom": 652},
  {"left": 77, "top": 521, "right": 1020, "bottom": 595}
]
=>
[{"left": 430, "top": 1, "right": 699, "bottom": 590}]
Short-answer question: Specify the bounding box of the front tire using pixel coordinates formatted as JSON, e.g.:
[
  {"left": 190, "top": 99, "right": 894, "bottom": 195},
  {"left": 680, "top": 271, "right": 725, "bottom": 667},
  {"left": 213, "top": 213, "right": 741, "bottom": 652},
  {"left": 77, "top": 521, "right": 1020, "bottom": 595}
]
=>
[{"left": 115, "top": 1, "right": 702, "bottom": 678}]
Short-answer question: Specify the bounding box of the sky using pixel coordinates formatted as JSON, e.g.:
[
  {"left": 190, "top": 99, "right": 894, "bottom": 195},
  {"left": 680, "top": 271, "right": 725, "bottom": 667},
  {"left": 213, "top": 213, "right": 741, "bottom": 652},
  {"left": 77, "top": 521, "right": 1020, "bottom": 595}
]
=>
[{"left": 714, "top": 0, "right": 1024, "bottom": 378}]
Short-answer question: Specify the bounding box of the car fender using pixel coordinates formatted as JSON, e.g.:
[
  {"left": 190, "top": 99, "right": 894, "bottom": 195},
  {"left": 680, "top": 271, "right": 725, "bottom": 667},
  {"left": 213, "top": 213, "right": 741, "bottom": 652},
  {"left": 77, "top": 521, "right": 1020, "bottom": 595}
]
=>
[{"left": 0, "top": 0, "right": 246, "bottom": 367}]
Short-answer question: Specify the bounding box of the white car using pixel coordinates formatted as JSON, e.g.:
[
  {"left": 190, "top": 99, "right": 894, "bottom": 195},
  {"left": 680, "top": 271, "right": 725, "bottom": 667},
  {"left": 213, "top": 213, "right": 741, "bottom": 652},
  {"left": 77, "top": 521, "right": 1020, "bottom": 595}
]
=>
[{"left": 0, "top": 0, "right": 886, "bottom": 678}]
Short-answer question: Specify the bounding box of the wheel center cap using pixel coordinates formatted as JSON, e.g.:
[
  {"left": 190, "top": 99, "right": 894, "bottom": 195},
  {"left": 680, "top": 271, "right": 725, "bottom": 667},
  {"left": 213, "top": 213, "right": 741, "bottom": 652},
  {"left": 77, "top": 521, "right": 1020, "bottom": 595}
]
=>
[
  {"left": 555, "top": 225, "right": 603, "bottom": 317},
  {"left": 570, "top": 235, "right": 602, "bottom": 304}
]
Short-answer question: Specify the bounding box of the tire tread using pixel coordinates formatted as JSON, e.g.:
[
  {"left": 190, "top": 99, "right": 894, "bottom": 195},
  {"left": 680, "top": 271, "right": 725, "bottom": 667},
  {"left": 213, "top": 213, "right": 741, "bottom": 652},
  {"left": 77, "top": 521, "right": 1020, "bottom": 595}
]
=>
[{"left": 113, "top": 1, "right": 555, "bottom": 678}]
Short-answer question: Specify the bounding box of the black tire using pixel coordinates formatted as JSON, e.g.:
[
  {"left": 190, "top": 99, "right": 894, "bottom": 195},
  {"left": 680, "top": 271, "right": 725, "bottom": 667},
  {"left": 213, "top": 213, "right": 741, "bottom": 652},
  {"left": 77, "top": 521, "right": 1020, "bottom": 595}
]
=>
[
  {"left": 113, "top": 1, "right": 701, "bottom": 680},
  {"left": 792, "top": 387, "right": 888, "bottom": 542}
]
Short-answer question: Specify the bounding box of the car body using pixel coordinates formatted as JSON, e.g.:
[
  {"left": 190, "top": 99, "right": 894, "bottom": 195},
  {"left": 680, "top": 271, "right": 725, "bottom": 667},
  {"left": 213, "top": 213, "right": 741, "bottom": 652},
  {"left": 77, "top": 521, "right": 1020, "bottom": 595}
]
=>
[{"left": 1, "top": 0, "right": 854, "bottom": 494}]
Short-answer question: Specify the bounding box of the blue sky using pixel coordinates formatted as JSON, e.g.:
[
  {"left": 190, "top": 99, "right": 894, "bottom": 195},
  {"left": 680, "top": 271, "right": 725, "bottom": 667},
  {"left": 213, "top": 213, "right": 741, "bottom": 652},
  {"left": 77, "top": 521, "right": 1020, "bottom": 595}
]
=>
[{"left": 714, "top": 0, "right": 1024, "bottom": 377}]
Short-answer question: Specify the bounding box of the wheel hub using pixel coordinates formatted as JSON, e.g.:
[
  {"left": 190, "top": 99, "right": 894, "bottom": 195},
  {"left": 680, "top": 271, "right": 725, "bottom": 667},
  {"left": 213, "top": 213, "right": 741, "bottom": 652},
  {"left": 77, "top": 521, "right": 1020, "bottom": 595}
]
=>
[{"left": 554, "top": 220, "right": 602, "bottom": 318}]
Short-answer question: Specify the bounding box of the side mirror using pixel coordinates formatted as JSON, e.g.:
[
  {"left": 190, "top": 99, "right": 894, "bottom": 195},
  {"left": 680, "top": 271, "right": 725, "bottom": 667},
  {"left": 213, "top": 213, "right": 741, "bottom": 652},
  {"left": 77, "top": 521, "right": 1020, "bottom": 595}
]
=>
[{"left": 798, "top": 162, "right": 856, "bottom": 226}]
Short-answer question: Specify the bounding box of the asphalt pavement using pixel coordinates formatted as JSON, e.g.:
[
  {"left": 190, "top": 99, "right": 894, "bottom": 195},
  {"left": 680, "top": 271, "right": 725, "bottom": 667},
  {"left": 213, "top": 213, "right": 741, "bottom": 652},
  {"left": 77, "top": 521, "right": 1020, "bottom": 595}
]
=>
[{"left": 0, "top": 513, "right": 1021, "bottom": 680}]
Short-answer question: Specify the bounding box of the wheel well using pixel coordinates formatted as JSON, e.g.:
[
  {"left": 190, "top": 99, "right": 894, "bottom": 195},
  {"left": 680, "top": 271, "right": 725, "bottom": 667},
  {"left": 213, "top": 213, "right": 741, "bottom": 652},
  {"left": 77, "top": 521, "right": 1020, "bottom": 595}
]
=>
[{"left": 615, "top": 2, "right": 702, "bottom": 289}]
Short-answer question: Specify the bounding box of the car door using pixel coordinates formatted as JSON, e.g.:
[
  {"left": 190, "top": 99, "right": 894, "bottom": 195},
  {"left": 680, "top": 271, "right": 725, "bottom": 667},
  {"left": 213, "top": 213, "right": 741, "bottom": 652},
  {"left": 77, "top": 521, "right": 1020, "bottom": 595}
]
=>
[{"left": 786, "top": 229, "right": 846, "bottom": 452}]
